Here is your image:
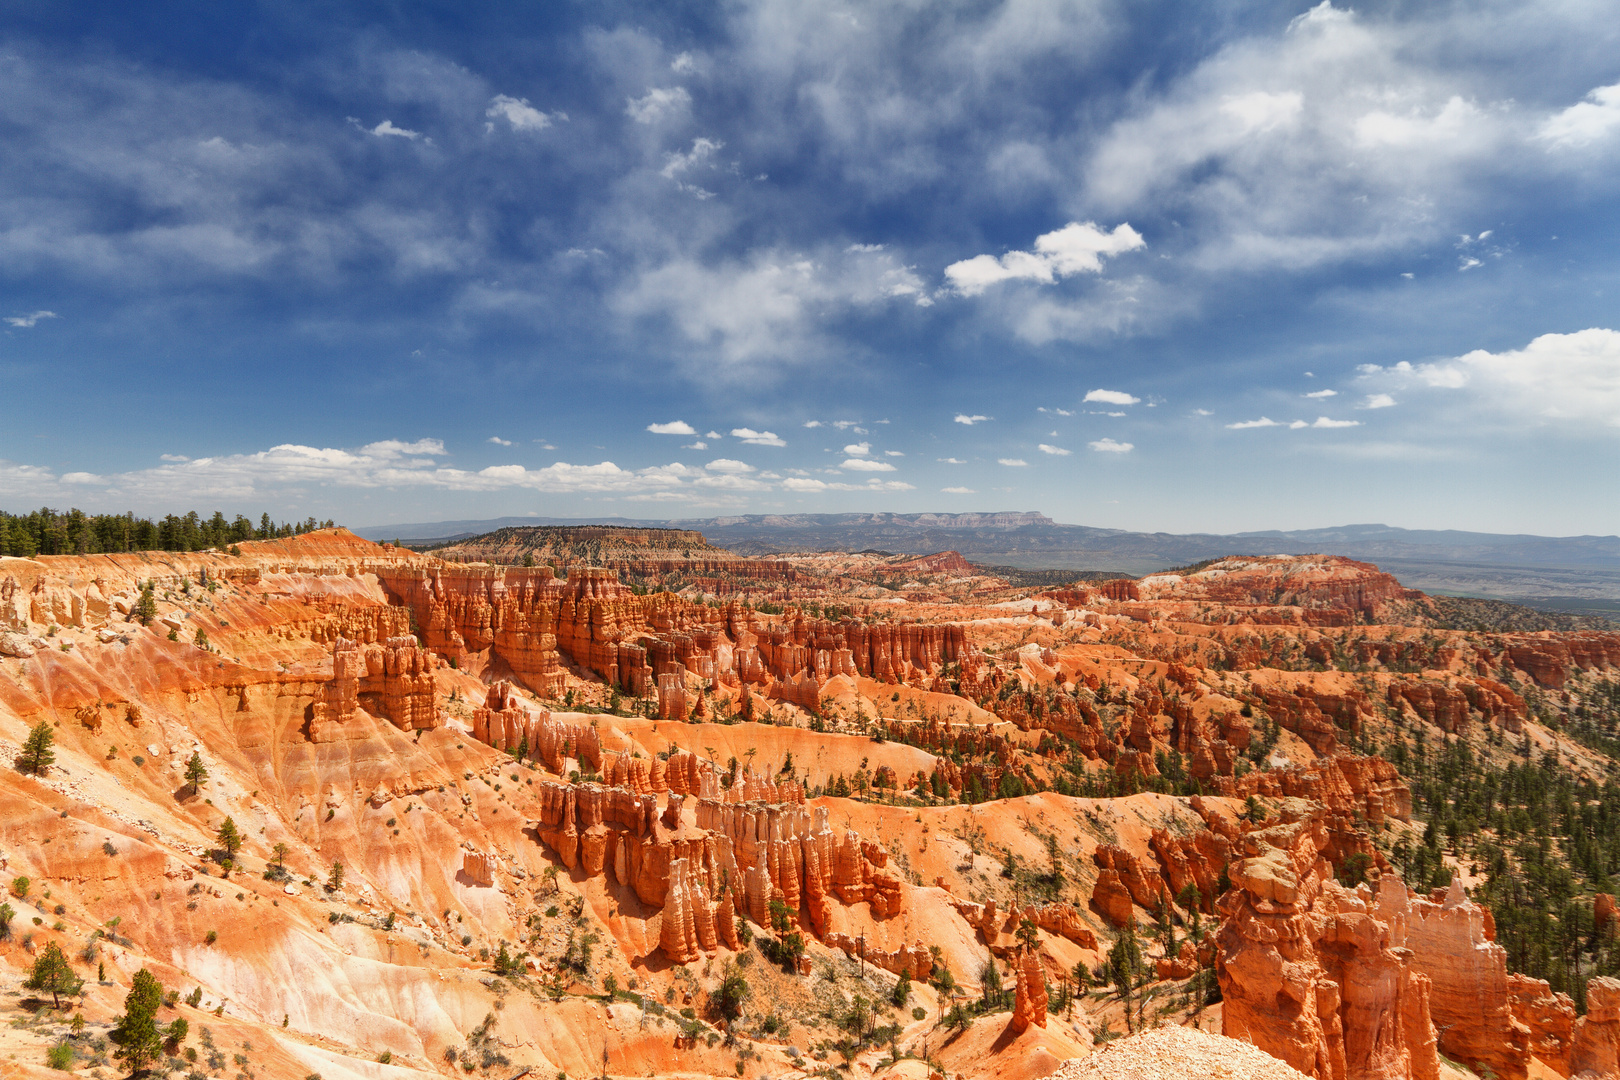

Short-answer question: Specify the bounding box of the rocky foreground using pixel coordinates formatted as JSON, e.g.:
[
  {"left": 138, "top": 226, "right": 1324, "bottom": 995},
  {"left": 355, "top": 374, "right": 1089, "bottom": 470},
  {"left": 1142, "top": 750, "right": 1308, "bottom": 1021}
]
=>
[{"left": 2, "top": 529, "right": 1618, "bottom": 1080}]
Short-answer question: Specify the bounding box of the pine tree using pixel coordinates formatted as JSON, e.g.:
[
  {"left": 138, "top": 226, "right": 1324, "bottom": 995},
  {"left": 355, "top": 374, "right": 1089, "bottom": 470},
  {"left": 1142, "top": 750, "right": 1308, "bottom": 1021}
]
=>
[
  {"left": 134, "top": 582, "right": 157, "bottom": 626},
  {"left": 110, "top": 969, "right": 164, "bottom": 1076},
  {"left": 327, "top": 861, "right": 344, "bottom": 891},
  {"left": 18, "top": 720, "right": 55, "bottom": 775},
  {"left": 216, "top": 818, "right": 242, "bottom": 863},
  {"left": 184, "top": 753, "right": 208, "bottom": 792},
  {"left": 25, "top": 941, "right": 83, "bottom": 1009}
]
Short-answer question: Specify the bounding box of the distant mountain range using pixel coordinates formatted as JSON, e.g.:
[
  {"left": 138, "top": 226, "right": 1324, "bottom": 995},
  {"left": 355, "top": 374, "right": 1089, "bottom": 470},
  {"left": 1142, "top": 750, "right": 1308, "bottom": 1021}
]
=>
[{"left": 355, "top": 513, "right": 1620, "bottom": 608}]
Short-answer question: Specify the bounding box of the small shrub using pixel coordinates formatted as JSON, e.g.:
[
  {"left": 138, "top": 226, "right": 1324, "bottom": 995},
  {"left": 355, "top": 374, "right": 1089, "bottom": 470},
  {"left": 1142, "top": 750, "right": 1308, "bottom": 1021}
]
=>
[
  {"left": 376, "top": 1051, "right": 392, "bottom": 1065},
  {"left": 47, "top": 1040, "right": 75, "bottom": 1070},
  {"left": 11, "top": 876, "right": 30, "bottom": 899},
  {"left": 912, "top": 1006, "right": 927, "bottom": 1020},
  {"left": 205, "top": 930, "right": 218, "bottom": 945},
  {"left": 103, "top": 841, "right": 118, "bottom": 857}
]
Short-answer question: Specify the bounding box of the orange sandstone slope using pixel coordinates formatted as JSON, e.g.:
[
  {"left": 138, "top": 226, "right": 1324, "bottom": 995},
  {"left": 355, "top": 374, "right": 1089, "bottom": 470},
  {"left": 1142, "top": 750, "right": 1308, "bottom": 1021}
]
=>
[{"left": 0, "top": 533, "right": 1617, "bottom": 1080}]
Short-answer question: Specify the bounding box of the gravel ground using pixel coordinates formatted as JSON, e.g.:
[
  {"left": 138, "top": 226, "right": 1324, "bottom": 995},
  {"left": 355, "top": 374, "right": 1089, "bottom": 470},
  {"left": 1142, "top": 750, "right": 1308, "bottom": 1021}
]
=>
[{"left": 1048, "top": 1025, "right": 1312, "bottom": 1080}]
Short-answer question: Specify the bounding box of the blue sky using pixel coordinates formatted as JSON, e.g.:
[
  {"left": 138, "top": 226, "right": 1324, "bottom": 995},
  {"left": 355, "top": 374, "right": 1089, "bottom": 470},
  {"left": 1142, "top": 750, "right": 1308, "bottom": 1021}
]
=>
[{"left": 2, "top": 0, "right": 1619, "bottom": 535}]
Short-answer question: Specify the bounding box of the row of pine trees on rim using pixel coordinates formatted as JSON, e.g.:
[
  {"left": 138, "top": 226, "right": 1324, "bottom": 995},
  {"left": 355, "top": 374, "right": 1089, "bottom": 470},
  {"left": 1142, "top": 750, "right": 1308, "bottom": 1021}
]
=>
[{"left": 0, "top": 508, "right": 337, "bottom": 558}]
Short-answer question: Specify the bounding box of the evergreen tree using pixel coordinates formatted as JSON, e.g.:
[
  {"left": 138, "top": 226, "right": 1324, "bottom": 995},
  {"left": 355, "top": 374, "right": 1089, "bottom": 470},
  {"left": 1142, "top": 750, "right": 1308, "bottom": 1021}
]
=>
[
  {"left": 216, "top": 818, "right": 242, "bottom": 863},
  {"left": 25, "top": 941, "right": 83, "bottom": 1009},
  {"left": 18, "top": 720, "right": 56, "bottom": 775},
  {"left": 134, "top": 582, "right": 157, "bottom": 626},
  {"left": 327, "top": 861, "right": 344, "bottom": 891},
  {"left": 184, "top": 753, "right": 208, "bottom": 792},
  {"left": 110, "top": 969, "right": 165, "bottom": 1076}
]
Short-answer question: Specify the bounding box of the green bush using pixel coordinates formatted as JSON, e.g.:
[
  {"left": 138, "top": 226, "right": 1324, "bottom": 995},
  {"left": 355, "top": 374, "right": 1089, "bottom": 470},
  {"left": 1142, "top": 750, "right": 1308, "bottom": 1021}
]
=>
[{"left": 47, "top": 1041, "right": 74, "bottom": 1071}]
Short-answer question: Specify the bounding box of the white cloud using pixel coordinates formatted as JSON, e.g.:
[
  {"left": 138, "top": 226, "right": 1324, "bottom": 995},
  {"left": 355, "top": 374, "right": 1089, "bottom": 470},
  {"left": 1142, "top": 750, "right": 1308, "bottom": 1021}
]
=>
[
  {"left": 487, "top": 436, "right": 513, "bottom": 446},
  {"left": 361, "top": 439, "right": 447, "bottom": 457},
  {"left": 670, "top": 52, "right": 697, "bottom": 75},
  {"left": 1312, "top": 416, "right": 1360, "bottom": 428},
  {"left": 1538, "top": 83, "right": 1620, "bottom": 148},
  {"left": 1227, "top": 417, "right": 1282, "bottom": 429},
  {"left": 1304, "top": 389, "right": 1337, "bottom": 398},
  {"left": 884, "top": 450, "right": 904, "bottom": 457},
  {"left": 998, "top": 458, "right": 1028, "bottom": 467},
  {"left": 731, "top": 427, "right": 786, "bottom": 446},
  {"left": 938, "top": 457, "right": 965, "bottom": 464},
  {"left": 843, "top": 441, "right": 871, "bottom": 456},
  {"left": 803, "top": 420, "right": 823, "bottom": 428},
  {"left": 1088, "top": 438, "right": 1134, "bottom": 453},
  {"left": 1037, "top": 444, "right": 1071, "bottom": 456},
  {"left": 954, "top": 414, "right": 990, "bottom": 425},
  {"left": 1362, "top": 393, "right": 1396, "bottom": 409},
  {"left": 683, "top": 441, "right": 708, "bottom": 450},
  {"left": 1083, "top": 389, "right": 1140, "bottom": 405},
  {"left": 368, "top": 119, "right": 420, "bottom": 140},
  {"left": 647, "top": 420, "right": 698, "bottom": 435},
  {"left": 841, "top": 458, "right": 896, "bottom": 471},
  {"left": 942, "top": 486, "right": 976, "bottom": 494},
  {"left": 945, "top": 221, "right": 1144, "bottom": 296},
  {"left": 614, "top": 246, "right": 928, "bottom": 369},
  {"left": 485, "top": 95, "right": 563, "bottom": 132},
  {"left": 1389, "top": 328, "right": 1620, "bottom": 427},
  {"left": 627, "top": 86, "right": 692, "bottom": 125},
  {"left": 5, "top": 310, "right": 58, "bottom": 328},
  {"left": 1193, "top": 409, "right": 1213, "bottom": 416},
  {"left": 159, "top": 454, "right": 190, "bottom": 462},
  {"left": 782, "top": 476, "right": 913, "bottom": 492},
  {"left": 62, "top": 471, "right": 108, "bottom": 485},
  {"left": 831, "top": 420, "right": 861, "bottom": 430},
  {"left": 705, "top": 458, "right": 754, "bottom": 473},
  {"left": 706, "top": 431, "right": 722, "bottom": 439},
  {"left": 1037, "top": 407, "right": 1074, "bottom": 416}
]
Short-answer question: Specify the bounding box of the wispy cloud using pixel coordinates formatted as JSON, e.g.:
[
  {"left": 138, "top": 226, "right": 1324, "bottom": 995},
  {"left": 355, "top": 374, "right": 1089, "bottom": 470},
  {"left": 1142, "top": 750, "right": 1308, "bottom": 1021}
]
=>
[
  {"left": 954, "top": 414, "right": 990, "bottom": 425},
  {"left": 5, "top": 310, "right": 58, "bottom": 328},
  {"left": 1088, "top": 438, "right": 1133, "bottom": 453},
  {"left": 486, "top": 95, "right": 564, "bottom": 133},
  {"left": 942, "top": 486, "right": 975, "bottom": 493},
  {"left": 998, "top": 458, "right": 1028, "bottom": 466},
  {"left": 626, "top": 86, "right": 692, "bottom": 125},
  {"left": 1037, "top": 444, "right": 1071, "bottom": 455}
]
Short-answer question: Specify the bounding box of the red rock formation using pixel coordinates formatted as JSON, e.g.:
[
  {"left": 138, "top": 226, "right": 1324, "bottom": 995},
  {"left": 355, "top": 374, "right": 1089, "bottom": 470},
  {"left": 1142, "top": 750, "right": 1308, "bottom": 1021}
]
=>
[
  {"left": 1504, "top": 633, "right": 1620, "bottom": 689},
  {"left": 1093, "top": 844, "right": 1170, "bottom": 914},
  {"left": 1217, "top": 818, "right": 1440, "bottom": 1080},
  {"left": 462, "top": 851, "right": 495, "bottom": 886},
  {"left": 1573, "top": 977, "right": 1620, "bottom": 1079},
  {"left": 1378, "top": 877, "right": 1529, "bottom": 1080},
  {"left": 1506, "top": 975, "right": 1575, "bottom": 1076},
  {"left": 660, "top": 856, "right": 702, "bottom": 963},
  {"left": 1010, "top": 949, "right": 1047, "bottom": 1033}
]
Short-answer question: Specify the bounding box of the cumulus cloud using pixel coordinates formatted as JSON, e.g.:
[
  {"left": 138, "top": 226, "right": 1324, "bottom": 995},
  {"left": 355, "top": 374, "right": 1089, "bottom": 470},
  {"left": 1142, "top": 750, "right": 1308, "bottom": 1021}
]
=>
[
  {"left": 1088, "top": 438, "right": 1134, "bottom": 453},
  {"left": 5, "top": 310, "right": 58, "bottom": 328},
  {"left": 1227, "top": 417, "right": 1282, "bottom": 429},
  {"left": 62, "top": 471, "right": 108, "bottom": 485},
  {"left": 954, "top": 414, "right": 990, "bottom": 425},
  {"left": 1037, "top": 444, "right": 1071, "bottom": 455},
  {"left": 731, "top": 427, "right": 786, "bottom": 446},
  {"left": 647, "top": 420, "right": 698, "bottom": 435},
  {"left": 803, "top": 420, "right": 823, "bottom": 428},
  {"left": 938, "top": 457, "right": 965, "bottom": 464},
  {"left": 1539, "top": 83, "right": 1620, "bottom": 148},
  {"left": 1312, "top": 417, "right": 1360, "bottom": 428},
  {"left": 683, "top": 441, "right": 708, "bottom": 450},
  {"left": 843, "top": 441, "right": 871, "bottom": 456},
  {"left": 1083, "top": 389, "right": 1140, "bottom": 405},
  {"left": 1362, "top": 394, "right": 1396, "bottom": 409},
  {"left": 998, "top": 458, "right": 1028, "bottom": 466},
  {"left": 1370, "top": 328, "right": 1620, "bottom": 427},
  {"left": 485, "top": 95, "right": 564, "bottom": 132},
  {"left": 841, "top": 458, "right": 896, "bottom": 471},
  {"left": 487, "top": 436, "right": 513, "bottom": 446},
  {"left": 705, "top": 458, "right": 754, "bottom": 473},
  {"left": 945, "top": 221, "right": 1144, "bottom": 296},
  {"left": 626, "top": 86, "right": 692, "bottom": 125}
]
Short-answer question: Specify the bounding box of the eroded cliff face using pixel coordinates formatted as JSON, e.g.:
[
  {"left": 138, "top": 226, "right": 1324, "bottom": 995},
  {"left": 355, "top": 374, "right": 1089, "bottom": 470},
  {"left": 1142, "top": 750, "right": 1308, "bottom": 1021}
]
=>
[{"left": 1217, "top": 815, "right": 1440, "bottom": 1080}]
